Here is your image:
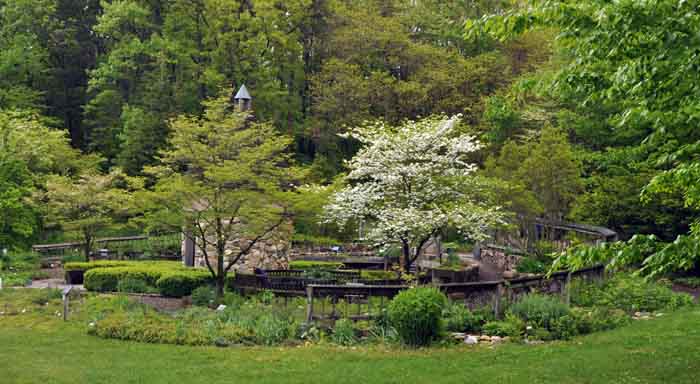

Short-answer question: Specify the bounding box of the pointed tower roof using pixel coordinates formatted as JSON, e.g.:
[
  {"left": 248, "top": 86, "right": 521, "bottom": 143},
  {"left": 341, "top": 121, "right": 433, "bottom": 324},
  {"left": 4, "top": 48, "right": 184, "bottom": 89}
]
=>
[{"left": 234, "top": 84, "right": 251, "bottom": 100}]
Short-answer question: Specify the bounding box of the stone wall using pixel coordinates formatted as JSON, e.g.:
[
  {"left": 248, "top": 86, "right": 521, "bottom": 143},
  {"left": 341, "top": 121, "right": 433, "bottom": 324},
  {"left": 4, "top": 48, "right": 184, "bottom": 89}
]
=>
[
  {"left": 189, "top": 222, "right": 293, "bottom": 273},
  {"left": 193, "top": 237, "right": 291, "bottom": 273},
  {"left": 480, "top": 246, "right": 524, "bottom": 272}
]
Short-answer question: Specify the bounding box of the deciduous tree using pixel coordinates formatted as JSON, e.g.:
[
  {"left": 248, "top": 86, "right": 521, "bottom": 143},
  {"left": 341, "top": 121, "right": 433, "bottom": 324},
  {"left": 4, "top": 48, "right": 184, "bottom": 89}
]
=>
[
  {"left": 45, "top": 170, "right": 139, "bottom": 260},
  {"left": 141, "top": 93, "right": 298, "bottom": 297}
]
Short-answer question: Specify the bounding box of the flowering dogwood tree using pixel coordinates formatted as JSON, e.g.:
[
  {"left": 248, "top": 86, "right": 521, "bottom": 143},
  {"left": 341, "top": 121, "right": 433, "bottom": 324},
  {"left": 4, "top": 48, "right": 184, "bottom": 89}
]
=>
[{"left": 324, "top": 115, "right": 503, "bottom": 272}]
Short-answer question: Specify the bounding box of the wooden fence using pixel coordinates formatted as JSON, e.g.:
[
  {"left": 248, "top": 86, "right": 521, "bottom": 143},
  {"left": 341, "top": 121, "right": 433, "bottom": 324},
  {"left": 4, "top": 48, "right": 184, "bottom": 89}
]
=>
[
  {"left": 228, "top": 265, "right": 604, "bottom": 324},
  {"left": 302, "top": 265, "right": 605, "bottom": 324}
]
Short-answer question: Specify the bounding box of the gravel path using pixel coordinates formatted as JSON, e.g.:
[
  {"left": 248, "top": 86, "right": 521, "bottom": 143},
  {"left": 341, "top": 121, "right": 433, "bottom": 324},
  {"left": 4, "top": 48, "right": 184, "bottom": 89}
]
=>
[{"left": 25, "top": 278, "right": 84, "bottom": 291}]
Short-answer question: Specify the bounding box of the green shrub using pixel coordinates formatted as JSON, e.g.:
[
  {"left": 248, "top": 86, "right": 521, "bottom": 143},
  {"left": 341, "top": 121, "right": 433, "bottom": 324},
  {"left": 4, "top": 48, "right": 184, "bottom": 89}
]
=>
[
  {"left": 302, "top": 267, "right": 336, "bottom": 280},
  {"left": 1, "top": 251, "right": 41, "bottom": 271},
  {"left": 510, "top": 294, "right": 570, "bottom": 329},
  {"left": 360, "top": 270, "right": 398, "bottom": 280},
  {"left": 117, "top": 277, "right": 153, "bottom": 294},
  {"left": 442, "top": 303, "right": 486, "bottom": 333},
  {"left": 569, "top": 307, "right": 630, "bottom": 334},
  {"left": 388, "top": 287, "right": 447, "bottom": 347},
  {"left": 60, "top": 252, "right": 84, "bottom": 264},
  {"left": 533, "top": 240, "right": 557, "bottom": 260},
  {"left": 443, "top": 252, "right": 461, "bottom": 268},
  {"left": 191, "top": 286, "right": 215, "bottom": 307},
  {"left": 0, "top": 272, "right": 30, "bottom": 287},
  {"left": 0, "top": 252, "right": 10, "bottom": 270},
  {"left": 30, "top": 288, "right": 63, "bottom": 305},
  {"left": 0, "top": 251, "right": 43, "bottom": 286},
  {"left": 516, "top": 258, "right": 546, "bottom": 274},
  {"left": 673, "top": 276, "right": 700, "bottom": 288},
  {"left": 289, "top": 260, "right": 344, "bottom": 270},
  {"left": 332, "top": 318, "right": 358, "bottom": 346},
  {"left": 530, "top": 327, "right": 552, "bottom": 341},
  {"left": 254, "top": 314, "right": 295, "bottom": 346},
  {"left": 156, "top": 271, "right": 210, "bottom": 297},
  {"left": 570, "top": 274, "right": 694, "bottom": 313},
  {"left": 482, "top": 315, "right": 523, "bottom": 337},
  {"left": 221, "top": 292, "right": 245, "bottom": 309},
  {"left": 548, "top": 314, "right": 579, "bottom": 340}
]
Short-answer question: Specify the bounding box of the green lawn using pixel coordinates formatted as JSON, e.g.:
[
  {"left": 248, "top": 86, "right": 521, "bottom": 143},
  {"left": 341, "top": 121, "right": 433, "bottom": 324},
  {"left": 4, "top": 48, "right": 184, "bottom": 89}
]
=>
[{"left": 1, "top": 303, "right": 699, "bottom": 384}]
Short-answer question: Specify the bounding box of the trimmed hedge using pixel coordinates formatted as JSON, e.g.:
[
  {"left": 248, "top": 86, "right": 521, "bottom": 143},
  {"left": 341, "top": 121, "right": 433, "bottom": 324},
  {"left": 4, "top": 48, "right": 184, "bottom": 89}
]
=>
[
  {"left": 156, "top": 272, "right": 210, "bottom": 297},
  {"left": 82, "top": 261, "right": 212, "bottom": 297},
  {"left": 64, "top": 261, "right": 132, "bottom": 272}
]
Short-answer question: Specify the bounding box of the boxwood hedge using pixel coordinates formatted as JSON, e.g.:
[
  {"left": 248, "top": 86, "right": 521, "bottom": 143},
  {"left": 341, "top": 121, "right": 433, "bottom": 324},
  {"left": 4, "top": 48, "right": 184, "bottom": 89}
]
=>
[
  {"left": 81, "top": 261, "right": 212, "bottom": 297},
  {"left": 64, "top": 260, "right": 133, "bottom": 272}
]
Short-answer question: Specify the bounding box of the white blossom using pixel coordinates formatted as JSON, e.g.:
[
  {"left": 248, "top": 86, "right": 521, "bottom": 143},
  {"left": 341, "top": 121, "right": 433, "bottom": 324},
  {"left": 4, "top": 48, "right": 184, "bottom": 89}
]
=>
[{"left": 324, "top": 115, "right": 504, "bottom": 269}]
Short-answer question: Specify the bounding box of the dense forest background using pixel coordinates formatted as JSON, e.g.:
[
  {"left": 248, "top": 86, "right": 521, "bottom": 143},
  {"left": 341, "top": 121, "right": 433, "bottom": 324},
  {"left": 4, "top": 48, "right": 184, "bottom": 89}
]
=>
[{"left": 2, "top": 0, "right": 699, "bottom": 250}]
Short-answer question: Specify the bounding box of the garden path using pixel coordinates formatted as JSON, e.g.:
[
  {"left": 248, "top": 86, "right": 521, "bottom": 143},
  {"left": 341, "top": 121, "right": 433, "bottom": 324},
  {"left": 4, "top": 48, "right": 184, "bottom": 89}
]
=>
[{"left": 25, "top": 278, "right": 84, "bottom": 291}]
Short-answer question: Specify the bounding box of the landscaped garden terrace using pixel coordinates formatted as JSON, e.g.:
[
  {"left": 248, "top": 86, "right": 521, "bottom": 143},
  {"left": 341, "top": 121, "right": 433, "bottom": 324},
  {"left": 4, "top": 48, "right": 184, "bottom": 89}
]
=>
[
  {"left": 1, "top": 273, "right": 699, "bottom": 383},
  {"left": 5, "top": 257, "right": 694, "bottom": 348}
]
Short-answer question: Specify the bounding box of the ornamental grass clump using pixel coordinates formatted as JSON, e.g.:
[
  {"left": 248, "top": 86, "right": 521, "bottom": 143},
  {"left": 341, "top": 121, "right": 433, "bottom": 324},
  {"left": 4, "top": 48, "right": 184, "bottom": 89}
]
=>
[
  {"left": 388, "top": 287, "right": 448, "bottom": 347},
  {"left": 332, "top": 318, "right": 358, "bottom": 346},
  {"left": 442, "top": 302, "right": 489, "bottom": 333},
  {"left": 509, "top": 294, "right": 570, "bottom": 329},
  {"left": 191, "top": 286, "right": 215, "bottom": 307}
]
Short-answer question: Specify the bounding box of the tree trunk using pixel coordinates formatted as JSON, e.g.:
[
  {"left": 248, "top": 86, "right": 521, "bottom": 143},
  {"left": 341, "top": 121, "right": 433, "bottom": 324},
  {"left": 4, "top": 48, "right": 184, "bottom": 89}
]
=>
[
  {"left": 83, "top": 232, "right": 92, "bottom": 261},
  {"left": 215, "top": 275, "right": 225, "bottom": 299},
  {"left": 401, "top": 240, "right": 411, "bottom": 273},
  {"left": 215, "top": 247, "right": 226, "bottom": 299}
]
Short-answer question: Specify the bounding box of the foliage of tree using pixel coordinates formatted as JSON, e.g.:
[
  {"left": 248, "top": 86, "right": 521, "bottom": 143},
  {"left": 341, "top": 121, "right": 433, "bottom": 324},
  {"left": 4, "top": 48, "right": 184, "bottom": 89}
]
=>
[
  {"left": 484, "top": 125, "right": 581, "bottom": 247},
  {"left": 0, "top": 110, "right": 99, "bottom": 248},
  {"left": 0, "top": 159, "right": 36, "bottom": 249},
  {"left": 0, "top": 0, "right": 55, "bottom": 111},
  {"left": 83, "top": 0, "right": 310, "bottom": 171},
  {"left": 140, "top": 94, "right": 298, "bottom": 296},
  {"left": 324, "top": 115, "right": 503, "bottom": 272},
  {"left": 44, "top": 170, "right": 140, "bottom": 260},
  {"left": 470, "top": 0, "right": 700, "bottom": 276},
  {"left": 1, "top": 0, "right": 549, "bottom": 181}
]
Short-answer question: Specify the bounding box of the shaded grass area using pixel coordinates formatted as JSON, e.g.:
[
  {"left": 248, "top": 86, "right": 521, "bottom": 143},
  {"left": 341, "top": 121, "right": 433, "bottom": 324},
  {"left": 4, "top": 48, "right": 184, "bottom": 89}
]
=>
[{"left": 0, "top": 297, "right": 699, "bottom": 384}]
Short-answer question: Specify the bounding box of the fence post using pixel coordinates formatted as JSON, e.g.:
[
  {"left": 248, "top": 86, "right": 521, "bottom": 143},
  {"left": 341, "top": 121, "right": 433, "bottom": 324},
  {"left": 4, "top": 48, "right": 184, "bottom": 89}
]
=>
[
  {"left": 367, "top": 288, "right": 372, "bottom": 318},
  {"left": 305, "top": 286, "right": 314, "bottom": 323},
  {"left": 494, "top": 283, "right": 504, "bottom": 319},
  {"left": 62, "top": 286, "right": 72, "bottom": 321},
  {"left": 564, "top": 271, "right": 572, "bottom": 305}
]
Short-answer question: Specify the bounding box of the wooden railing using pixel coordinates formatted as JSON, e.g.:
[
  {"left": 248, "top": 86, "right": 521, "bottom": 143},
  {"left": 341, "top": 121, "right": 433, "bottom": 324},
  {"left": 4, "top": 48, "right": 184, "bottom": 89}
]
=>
[{"left": 229, "top": 265, "right": 605, "bottom": 324}]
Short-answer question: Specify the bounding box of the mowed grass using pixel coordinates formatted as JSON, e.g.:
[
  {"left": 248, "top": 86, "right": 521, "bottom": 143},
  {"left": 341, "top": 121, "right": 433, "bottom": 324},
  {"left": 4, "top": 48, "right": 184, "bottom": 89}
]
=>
[{"left": 0, "top": 301, "right": 699, "bottom": 384}]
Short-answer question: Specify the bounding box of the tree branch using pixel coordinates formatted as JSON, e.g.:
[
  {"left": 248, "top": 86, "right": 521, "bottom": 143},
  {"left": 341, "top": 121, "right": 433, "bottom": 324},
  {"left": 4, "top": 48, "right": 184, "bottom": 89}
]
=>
[
  {"left": 409, "top": 229, "right": 439, "bottom": 266},
  {"left": 194, "top": 217, "right": 216, "bottom": 277},
  {"left": 224, "top": 211, "right": 288, "bottom": 273}
]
